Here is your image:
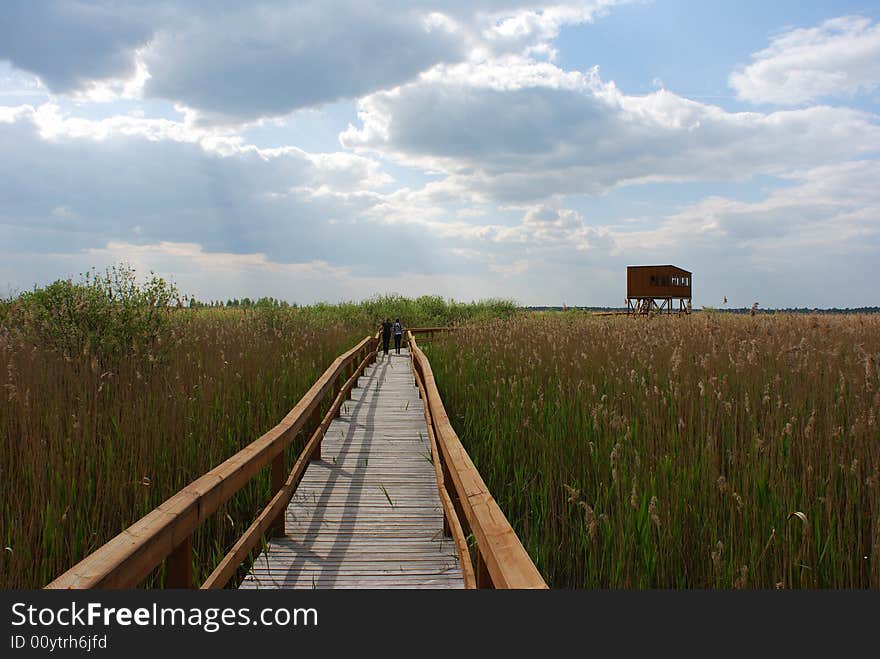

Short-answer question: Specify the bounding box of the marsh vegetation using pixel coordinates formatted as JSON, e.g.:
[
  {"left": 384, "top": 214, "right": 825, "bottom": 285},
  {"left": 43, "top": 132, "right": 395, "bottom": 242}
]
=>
[{"left": 426, "top": 313, "right": 880, "bottom": 588}]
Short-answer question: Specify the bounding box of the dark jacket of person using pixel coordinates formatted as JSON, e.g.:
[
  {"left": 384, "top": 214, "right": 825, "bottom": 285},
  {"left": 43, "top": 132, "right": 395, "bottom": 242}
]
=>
[{"left": 381, "top": 321, "right": 393, "bottom": 339}]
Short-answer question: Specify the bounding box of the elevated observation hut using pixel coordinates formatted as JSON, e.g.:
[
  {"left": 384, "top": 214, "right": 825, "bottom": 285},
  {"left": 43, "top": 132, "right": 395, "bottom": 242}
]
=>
[{"left": 626, "top": 265, "right": 692, "bottom": 315}]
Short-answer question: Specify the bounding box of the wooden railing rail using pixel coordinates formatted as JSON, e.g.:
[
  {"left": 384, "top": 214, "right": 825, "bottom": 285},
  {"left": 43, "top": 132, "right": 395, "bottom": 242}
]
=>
[
  {"left": 412, "top": 359, "right": 477, "bottom": 589},
  {"left": 407, "top": 331, "right": 547, "bottom": 589},
  {"left": 407, "top": 326, "right": 452, "bottom": 335},
  {"left": 201, "top": 340, "right": 379, "bottom": 589},
  {"left": 46, "top": 333, "right": 379, "bottom": 589},
  {"left": 377, "top": 325, "right": 452, "bottom": 340}
]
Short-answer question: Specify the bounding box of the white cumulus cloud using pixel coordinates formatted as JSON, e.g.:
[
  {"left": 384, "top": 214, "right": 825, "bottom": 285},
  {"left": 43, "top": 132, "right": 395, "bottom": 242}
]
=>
[
  {"left": 0, "top": 1, "right": 628, "bottom": 123},
  {"left": 343, "top": 59, "right": 880, "bottom": 202},
  {"left": 730, "top": 15, "right": 880, "bottom": 105}
]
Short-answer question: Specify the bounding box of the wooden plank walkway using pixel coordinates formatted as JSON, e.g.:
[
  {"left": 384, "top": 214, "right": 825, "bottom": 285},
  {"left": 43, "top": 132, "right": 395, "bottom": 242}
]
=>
[{"left": 240, "top": 348, "right": 465, "bottom": 589}]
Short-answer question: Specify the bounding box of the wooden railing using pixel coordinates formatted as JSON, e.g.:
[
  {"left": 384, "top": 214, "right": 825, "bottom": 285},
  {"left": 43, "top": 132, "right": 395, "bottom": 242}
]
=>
[
  {"left": 46, "top": 326, "right": 546, "bottom": 590},
  {"left": 402, "top": 326, "right": 449, "bottom": 339},
  {"left": 407, "top": 330, "right": 548, "bottom": 589},
  {"left": 46, "top": 333, "right": 380, "bottom": 589}
]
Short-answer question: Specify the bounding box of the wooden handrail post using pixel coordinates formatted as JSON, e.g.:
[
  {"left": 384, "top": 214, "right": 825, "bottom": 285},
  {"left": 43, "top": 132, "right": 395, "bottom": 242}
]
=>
[
  {"left": 443, "top": 459, "right": 467, "bottom": 536},
  {"left": 270, "top": 452, "right": 286, "bottom": 537},
  {"left": 166, "top": 535, "right": 193, "bottom": 588},
  {"left": 435, "top": 429, "right": 453, "bottom": 539},
  {"left": 476, "top": 552, "right": 493, "bottom": 589},
  {"left": 310, "top": 405, "right": 323, "bottom": 461},
  {"left": 332, "top": 367, "right": 343, "bottom": 417},
  {"left": 346, "top": 360, "right": 353, "bottom": 399}
]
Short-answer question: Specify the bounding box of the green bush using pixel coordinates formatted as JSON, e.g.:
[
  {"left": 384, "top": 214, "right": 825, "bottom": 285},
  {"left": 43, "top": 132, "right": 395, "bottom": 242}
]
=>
[
  {"left": 312, "top": 293, "right": 519, "bottom": 328},
  {"left": 3, "top": 263, "right": 180, "bottom": 363}
]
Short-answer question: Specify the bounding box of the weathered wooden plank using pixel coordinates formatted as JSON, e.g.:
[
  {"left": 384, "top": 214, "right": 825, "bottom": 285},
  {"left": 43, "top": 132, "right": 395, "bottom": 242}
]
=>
[
  {"left": 261, "top": 544, "right": 459, "bottom": 553},
  {"left": 241, "top": 578, "right": 462, "bottom": 589},
  {"left": 250, "top": 553, "right": 460, "bottom": 564},
  {"left": 243, "top": 572, "right": 461, "bottom": 581},
  {"left": 251, "top": 552, "right": 457, "bottom": 562},
  {"left": 247, "top": 556, "right": 459, "bottom": 565},
  {"left": 240, "top": 347, "right": 465, "bottom": 590},
  {"left": 245, "top": 576, "right": 461, "bottom": 581},
  {"left": 284, "top": 516, "right": 444, "bottom": 523},
  {"left": 251, "top": 563, "right": 459, "bottom": 571},
  {"left": 201, "top": 347, "right": 379, "bottom": 589}
]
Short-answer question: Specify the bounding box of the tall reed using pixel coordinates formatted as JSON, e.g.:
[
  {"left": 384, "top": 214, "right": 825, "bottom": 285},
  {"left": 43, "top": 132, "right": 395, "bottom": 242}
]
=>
[
  {"left": 426, "top": 313, "right": 880, "bottom": 588},
  {"left": 0, "top": 273, "right": 515, "bottom": 588},
  {"left": 0, "top": 308, "right": 363, "bottom": 587}
]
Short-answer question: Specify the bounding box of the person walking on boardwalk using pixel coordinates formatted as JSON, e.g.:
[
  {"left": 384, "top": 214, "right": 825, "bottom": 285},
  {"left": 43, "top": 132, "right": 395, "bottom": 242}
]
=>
[
  {"left": 393, "top": 318, "right": 404, "bottom": 354},
  {"left": 381, "top": 318, "right": 393, "bottom": 357}
]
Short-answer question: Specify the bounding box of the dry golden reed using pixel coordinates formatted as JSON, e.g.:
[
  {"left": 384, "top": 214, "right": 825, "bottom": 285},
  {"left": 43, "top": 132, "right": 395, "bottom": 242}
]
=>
[
  {"left": 0, "top": 291, "right": 516, "bottom": 588},
  {"left": 0, "top": 308, "right": 363, "bottom": 588},
  {"left": 426, "top": 312, "right": 880, "bottom": 588}
]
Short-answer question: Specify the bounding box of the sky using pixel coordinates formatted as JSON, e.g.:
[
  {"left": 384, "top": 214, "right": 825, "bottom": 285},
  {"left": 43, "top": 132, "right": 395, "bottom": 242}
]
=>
[{"left": 1, "top": 0, "right": 879, "bottom": 308}]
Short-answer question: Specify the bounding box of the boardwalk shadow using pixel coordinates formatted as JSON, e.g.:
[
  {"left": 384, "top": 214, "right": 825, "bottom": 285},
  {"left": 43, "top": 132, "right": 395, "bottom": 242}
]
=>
[
  {"left": 244, "top": 349, "right": 460, "bottom": 589},
  {"left": 276, "top": 355, "right": 390, "bottom": 588}
]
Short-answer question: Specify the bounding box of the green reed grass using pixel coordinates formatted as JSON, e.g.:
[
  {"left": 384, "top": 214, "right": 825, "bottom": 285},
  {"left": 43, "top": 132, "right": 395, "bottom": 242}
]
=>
[
  {"left": 0, "top": 308, "right": 363, "bottom": 588},
  {"left": 425, "top": 312, "right": 880, "bottom": 588},
  {"left": 0, "top": 267, "right": 515, "bottom": 588}
]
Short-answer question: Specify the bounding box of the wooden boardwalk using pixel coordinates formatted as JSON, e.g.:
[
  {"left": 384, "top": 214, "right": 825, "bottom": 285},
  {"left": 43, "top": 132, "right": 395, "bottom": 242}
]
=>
[
  {"left": 47, "top": 330, "right": 544, "bottom": 590},
  {"left": 240, "top": 348, "right": 465, "bottom": 589}
]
